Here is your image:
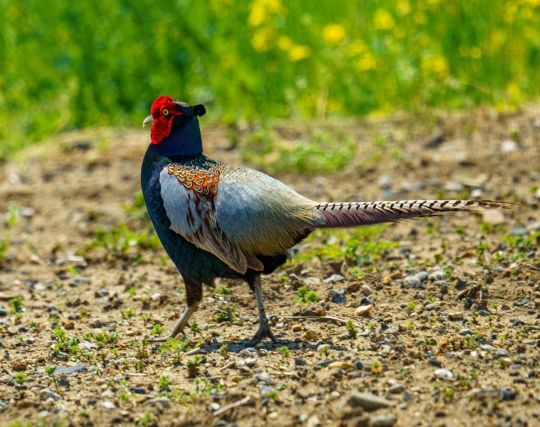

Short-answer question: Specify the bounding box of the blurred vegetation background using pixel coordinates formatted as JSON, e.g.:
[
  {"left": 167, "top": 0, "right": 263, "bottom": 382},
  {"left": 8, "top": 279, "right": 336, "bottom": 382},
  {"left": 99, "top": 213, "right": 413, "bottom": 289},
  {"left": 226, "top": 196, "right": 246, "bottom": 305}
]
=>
[{"left": 1, "top": 0, "right": 539, "bottom": 159}]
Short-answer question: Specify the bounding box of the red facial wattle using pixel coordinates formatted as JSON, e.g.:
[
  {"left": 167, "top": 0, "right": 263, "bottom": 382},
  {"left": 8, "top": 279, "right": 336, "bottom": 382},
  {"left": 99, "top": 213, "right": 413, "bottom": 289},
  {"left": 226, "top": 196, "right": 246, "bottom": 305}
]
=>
[{"left": 149, "top": 96, "right": 183, "bottom": 145}]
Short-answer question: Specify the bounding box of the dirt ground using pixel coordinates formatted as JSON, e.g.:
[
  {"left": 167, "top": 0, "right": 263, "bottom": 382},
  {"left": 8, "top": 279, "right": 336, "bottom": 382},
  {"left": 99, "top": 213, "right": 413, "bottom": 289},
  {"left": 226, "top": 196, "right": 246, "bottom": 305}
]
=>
[{"left": 0, "top": 108, "right": 539, "bottom": 427}]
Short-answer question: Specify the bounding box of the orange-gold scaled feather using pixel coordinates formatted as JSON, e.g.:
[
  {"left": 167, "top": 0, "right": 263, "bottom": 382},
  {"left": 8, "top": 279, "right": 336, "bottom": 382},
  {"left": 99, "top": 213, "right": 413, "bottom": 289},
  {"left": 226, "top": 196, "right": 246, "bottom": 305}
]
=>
[{"left": 167, "top": 164, "right": 221, "bottom": 199}]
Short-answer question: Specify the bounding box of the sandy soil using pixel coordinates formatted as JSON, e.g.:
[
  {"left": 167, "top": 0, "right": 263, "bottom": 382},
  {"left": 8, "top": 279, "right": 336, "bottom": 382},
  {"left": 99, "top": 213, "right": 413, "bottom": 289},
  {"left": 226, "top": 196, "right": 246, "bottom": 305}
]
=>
[{"left": 0, "top": 108, "right": 539, "bottom": 427}]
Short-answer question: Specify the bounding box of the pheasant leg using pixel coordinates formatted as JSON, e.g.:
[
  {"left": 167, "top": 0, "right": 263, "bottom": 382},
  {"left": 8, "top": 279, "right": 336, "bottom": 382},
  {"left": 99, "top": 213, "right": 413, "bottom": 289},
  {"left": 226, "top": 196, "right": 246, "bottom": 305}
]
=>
[
  {"left": 248, "top": 275, "right": 277, "bottom": 345},
  {"left": 148, "top": 302, "right": 199, "bottom": 343}
]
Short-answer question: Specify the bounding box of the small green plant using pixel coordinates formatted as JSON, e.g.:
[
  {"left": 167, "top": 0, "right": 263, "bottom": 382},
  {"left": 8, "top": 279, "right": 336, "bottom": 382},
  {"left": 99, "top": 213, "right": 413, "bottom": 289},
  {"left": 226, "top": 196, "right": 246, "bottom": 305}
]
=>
[
  {"left": 9, "top": 296, "right": 24, "bottom": 313},
  {"left": 317, "top": 344, "right": 330, "bottom": 356},
  {"left": 371, "top": 359, "right": 383, "bottom": 374},
  {"left": 52, "top": 327, "right": 80, "bottom": 356},
  {"left": 13, "top": 371, "right": 27, "bottom": 384},
  {"left": 186, "top": 355, "right": 205, "bottom": 377},
  {"left": 137, "top": 413, "right": 155, "bottom": 427},
  {"left": 158, "top": 374, "right": 170, "bottom": 392},
  {"left": 122, "top": 308, "right": 135, "bottom": 318},
  {"left": 215, "top": 285, "right": 231, "bottom": 295},
  {"left": 6, "top": 203, "right": 20, "bottom": 229},
  {"left": 0, "top": 240, "right": 8, "bottom": 263},
  {"left": 215, "top": 304, "right": 236, "bottom": 323},
  {"left": 45, "top": 365, "right": 60, "bottom": 392},
  {"left": 278, "top": 346, "right": 290, "bottom": 357},
  {"left": 406, "top": 300, "right": 417, "bottom": 312},
  {"left": 295, "top": 286, "right": 318, "bottom": 304},
  {"left": 151, "top": 323, "right": 163, "bottom": 336},
  {"left": 159, "top": 337, "right": 193, "bottom": 364},
  {"left": 346, "top": 320, "right": 357, "bottom": 339}
]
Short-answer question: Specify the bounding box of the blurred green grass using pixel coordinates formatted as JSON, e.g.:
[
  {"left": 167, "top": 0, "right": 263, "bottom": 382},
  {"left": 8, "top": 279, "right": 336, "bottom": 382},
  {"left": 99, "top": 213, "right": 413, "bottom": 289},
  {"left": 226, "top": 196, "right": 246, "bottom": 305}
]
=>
[{"left": 1, "top": 0, "right": 539, "bottom": 159}]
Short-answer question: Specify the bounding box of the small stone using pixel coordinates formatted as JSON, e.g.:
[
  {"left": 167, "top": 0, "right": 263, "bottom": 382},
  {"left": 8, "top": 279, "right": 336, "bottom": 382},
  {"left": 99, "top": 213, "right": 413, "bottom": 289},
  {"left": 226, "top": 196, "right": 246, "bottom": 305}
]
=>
[
  {"left": 501, "top": 389, "right": 517, "bottom": 401},
  {"left": 387, "top": 384, "right": 405, "bottom": 394},
  {"left": 514, "top": 299, "right": 529, "bottom": 307},
  {"left": 101, "top": 400, "right": 116, "bottom": 410},
  {"left": 369, "top": 413, "right": 398, "bottom": 427},
  {"left": 448, "top": 312, "right": 464, "bottom": 321},
  {"left": 434, "top": 369, "right": 453, "bottom": 380},
  {"left": 324, "top": 274, "right": 344, "bottom": 283},
  {"left": 129, "top": 387, "right": 146, "bottom": 395},
  {"left": 327, "top": 361, "right": 356, "bottom": 371},
  {"left": 237, "top": 349, "right": 255, "bottom": 359},
  {"left": 355, "top": 304, "right": 373, "bottom": 316},
  {"left": 329, "top": 289, "right": 346, "bottom": 305},
  {"left": 428, "top": 270, "right": 445, "bottom": 281},
  {"left": 94, "top": 288, "right": 109, "bottom": 298},
  {"left": 482, "top": 210, "right": 505, "bottom": 225},
  {"left": 360, "top": 285, "right": 373, "bottom": 296},
  {"left": 0, "top": 307, "right": 7, "bottom": 317},
  {"left": 147, "top": 397, "right": 171, "bottom": 409},
  {"left": 40, "top": 389, "right": 61, "bottom": 401},
  {"left": 242, "top": 357, "right": 257, "bottom": 367},
  {"left": 208, "top": 402, "right": 220, "bottom": 412},
  {"left": 302, "top": 329, "right": 319, "bottom": 341},
  {"left": 500, "top": 139, "right": 518, "bottom": 153},
  {"left": 347, "top": 392, "right": 394, "bottom": 411},
  {"left": 54, "top": 365, "right": 88, "bottom": 375},
  {"left": 306, "top": 415, "right": 320, "bottom": 427},
  {"left": 295, "top": 356, "right": 307, "bottom": 367}
]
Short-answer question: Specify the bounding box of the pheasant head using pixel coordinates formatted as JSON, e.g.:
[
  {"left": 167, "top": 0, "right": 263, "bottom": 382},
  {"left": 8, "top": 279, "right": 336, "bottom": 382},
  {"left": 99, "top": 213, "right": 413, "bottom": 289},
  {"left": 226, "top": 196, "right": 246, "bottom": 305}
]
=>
[{"left": 143, "top": 96, "right": 206, "bottom": 145}]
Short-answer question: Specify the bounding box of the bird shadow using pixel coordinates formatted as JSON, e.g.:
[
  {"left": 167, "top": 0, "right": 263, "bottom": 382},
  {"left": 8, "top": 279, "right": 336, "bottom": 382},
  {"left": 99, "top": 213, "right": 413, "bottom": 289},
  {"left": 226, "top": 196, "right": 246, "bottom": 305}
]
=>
[{"left": 194, "top": 337, "right": 348, "bottom": 354}]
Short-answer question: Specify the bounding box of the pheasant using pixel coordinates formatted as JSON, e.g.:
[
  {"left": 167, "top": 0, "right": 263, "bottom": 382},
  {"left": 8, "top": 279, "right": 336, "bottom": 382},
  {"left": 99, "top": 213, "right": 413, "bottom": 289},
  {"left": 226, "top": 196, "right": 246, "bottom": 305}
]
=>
[{"left": 141, "top": 95, "right": 506, "bottom": 344}]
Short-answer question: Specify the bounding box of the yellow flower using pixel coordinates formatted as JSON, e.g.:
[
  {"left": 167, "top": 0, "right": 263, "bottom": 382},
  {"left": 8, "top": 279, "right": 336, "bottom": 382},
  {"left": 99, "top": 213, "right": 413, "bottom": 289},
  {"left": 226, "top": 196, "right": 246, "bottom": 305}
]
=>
[
  {"left": 248, "top": 0, "right": 284, "bottom": 27},
  {"left": 397, "top": 0, "right": 411, "bottom": 15},
  {"left": 421, "top": 55, "right": 449, "bottom": 76},
  {"left": 288, "top": 45, "right": 310, "bottom": 61},
  {"left": 356, "top": 52, "right": 376, "bottom": 71},
  {"left": 323, "top": 24, "right": 346, "bottom": 45},
  {"left": 251, "top": 28, "right": 273, "bottom": 52},
  {"left": 374, "top": 9, "right": 395, "bottom": 30},
  {"left": 277, "top": 35, "right": 293, "bottom": 51}
]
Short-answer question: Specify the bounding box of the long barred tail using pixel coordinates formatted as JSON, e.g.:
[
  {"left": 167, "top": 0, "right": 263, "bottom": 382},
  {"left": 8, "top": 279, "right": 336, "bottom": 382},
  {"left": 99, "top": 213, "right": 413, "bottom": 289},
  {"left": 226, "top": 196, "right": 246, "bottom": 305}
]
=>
[{"left": 316, "top": 199, "right": 509, "bottom": 228}]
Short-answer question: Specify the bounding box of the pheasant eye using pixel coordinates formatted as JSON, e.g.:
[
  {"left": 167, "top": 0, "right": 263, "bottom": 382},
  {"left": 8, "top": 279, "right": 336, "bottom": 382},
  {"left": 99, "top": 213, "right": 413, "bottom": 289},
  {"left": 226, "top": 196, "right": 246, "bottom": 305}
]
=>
[{"left": 162, "top": 109, "right": 169, "bottom": 116}]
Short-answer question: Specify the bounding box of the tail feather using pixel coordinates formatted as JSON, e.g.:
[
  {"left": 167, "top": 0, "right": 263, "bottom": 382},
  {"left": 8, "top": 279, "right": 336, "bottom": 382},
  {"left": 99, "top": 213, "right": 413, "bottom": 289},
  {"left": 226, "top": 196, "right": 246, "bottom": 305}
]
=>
[{"left": 316, "top": 199, "right": 510, "bottom": 228}]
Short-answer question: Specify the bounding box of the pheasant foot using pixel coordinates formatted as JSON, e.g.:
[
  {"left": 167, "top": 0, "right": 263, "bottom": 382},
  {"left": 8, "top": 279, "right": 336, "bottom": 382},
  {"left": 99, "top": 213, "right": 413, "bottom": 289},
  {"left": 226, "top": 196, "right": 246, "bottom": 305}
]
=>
[
  {"left": 147, "top": 303, "right": 198, "bottom": 343},
  {"left": 247, "top": 274, "right": 278, "bottom": 345}
]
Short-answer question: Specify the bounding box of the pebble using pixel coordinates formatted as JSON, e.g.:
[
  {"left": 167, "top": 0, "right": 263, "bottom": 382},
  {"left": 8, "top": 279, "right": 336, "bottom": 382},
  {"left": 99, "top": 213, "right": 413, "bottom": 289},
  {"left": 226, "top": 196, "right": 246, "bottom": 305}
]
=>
[
  {"left": 0, "top": 306, "right": 7, "bottom": 317},
  {"left": 500, "top": 139, "right": 519, "bottom": 153},
  {"left": 253, "top": 373, "right": 273, "bottom": 385},
  {"left": 40, "top": 389, "right": 61, "bottom": 401},
  {"left": 387, "top": 384, "right": 405, "bottom": 394},
  {"left": 448, "top": 312, "right": 464, "bottom": 320},
  {"left": 328, "top": 289, "right": 346, "bottom": 305},
  {"left": 434, "top": 369, "right": 453, "bottom": 380},
  {"left": 327, "top": 361, "right": 356, "bottom": 371},
  {"left": 403, "top": 271, "right": 429, "bottom": 287},
  {"left": 101, "top": 400, "right": 116, "bottom": 409},
  {"left": 239, "top": 348, "right": 257, "bottom": 356},
  {"left": 515, "top": 299, "right": 529, "bottom": 307},
  {"left": 54, "top": 365, "right": 89, "bottom": 375},
  {"left": 129, "top": 387, "right": 146, "bottom": 395},
  {"left": 482, "top": 210, "right": 505, "bottom": 225},
  {"left": 208, "top": 402, "right": 220, "bottom": 411},
  {"left": 347, "top": 392, "right": 394, "bottom": 411},
  {"left": 324, "top": 274, "right": 344, "bottom": 283},
  {"left": 303, "top": 329, "right": 319, "bottom": 341},
  {"left": 355, "top": 304, "right": 373, "bottom": 316},
  {"left": 147, "top": 397, "right": 171, "bottom": 409},
  {"left": 428, "top": 270, "right": 445, "bottom": 281},
  {"left": 369, "top": 413, "right": 398, "bottom": 427},
  {"left": 242, "top": 357, "right": 257, "bottom": 367},
  {"left": 295, "top": 356, "right": 307, "bottom": 367},
  {"left": 360, "top": 285, "right": 373, "bottom": 296}
]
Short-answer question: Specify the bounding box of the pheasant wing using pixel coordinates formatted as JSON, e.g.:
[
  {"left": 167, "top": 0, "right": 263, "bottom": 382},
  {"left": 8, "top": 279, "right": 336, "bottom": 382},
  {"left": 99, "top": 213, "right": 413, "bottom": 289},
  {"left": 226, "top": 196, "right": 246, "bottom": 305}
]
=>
[{"left": 159, "top": 165, "right": 254, "bottom": 274}]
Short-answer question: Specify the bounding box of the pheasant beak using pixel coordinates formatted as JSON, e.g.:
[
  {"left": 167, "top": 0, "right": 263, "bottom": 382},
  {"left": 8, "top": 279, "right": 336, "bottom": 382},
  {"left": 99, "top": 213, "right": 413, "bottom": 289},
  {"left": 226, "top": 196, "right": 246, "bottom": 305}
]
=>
[{"left": 142, "top": 115, "right": 153, "bottom": 128}]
